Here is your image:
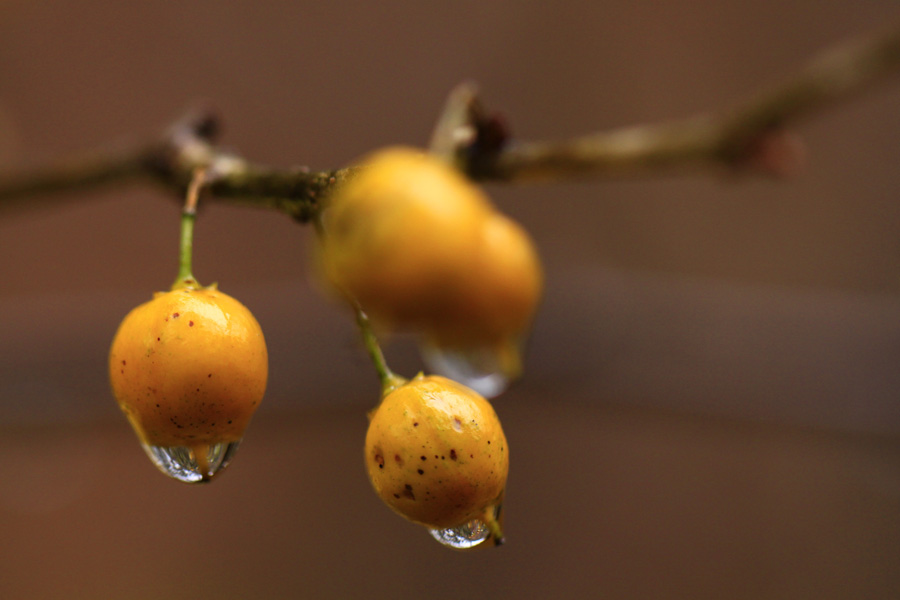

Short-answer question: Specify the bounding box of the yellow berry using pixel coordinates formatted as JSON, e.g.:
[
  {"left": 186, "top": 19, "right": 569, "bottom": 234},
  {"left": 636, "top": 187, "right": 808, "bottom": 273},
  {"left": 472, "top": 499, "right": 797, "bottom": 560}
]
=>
[
  {"left": 316, "top": 147, "right": 493, "bottom": 328},
  {"left": 315, "top": 147, "right": 542, "bottom": 390},
  {"left": 428, "top": 212, "right": 542, "bottom": 349},
  {"left": 364, "top": 374, "right": 508, "bottom": 532},
  {"left": 109, "top": 287, "right": 267, "bottom": 481}
]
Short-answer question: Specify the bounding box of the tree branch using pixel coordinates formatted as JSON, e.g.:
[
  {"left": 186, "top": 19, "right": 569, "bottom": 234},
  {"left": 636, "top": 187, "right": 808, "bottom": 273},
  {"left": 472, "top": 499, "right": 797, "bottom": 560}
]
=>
[
  {"left": 0, "top": 143, "right": 153, "bottom": 205},
  {"left": 470, "top": 20, "right": 900, "bottom": 180},
  {"left": 1, "top": 20, "right": 899, "bottom": 220}
]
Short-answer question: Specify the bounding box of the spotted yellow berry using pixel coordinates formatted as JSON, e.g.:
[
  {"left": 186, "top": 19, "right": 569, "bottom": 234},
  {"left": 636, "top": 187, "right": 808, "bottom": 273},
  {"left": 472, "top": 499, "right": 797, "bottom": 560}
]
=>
[
  {"left": 365, "top": 374, "right": 508, "bottom": 532},
  {"left": 109, "top": 287, "right": 267, "bottom": 481}
]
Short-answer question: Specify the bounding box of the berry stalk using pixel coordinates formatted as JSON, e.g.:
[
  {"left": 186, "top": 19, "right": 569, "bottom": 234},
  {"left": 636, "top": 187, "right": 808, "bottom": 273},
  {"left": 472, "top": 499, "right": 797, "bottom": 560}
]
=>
[
  {"left": 354, "top": 305, "right": 406, "bottom": 399},
  {"left": 172, "top": 168, "right": 206, "bottom": 291}
]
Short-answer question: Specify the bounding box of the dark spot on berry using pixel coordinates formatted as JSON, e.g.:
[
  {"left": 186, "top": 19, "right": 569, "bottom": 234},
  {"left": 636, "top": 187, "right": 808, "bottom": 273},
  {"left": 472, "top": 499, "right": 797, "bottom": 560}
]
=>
[
  {"left": 156, "top": 337, "right": 160, "bottom": 342},
  {"left": 402, "top": 485, "right": 415, "bottom": 500},
  {"left": 121, "top": 360, "right": 126, "bottom": 366},
  {"left": 420, "top": 456, "right": 427, "bottom": 461},
  {"left": 227, "top": 420, "right": 232, "bottom": 424},
  {"left": 450, "top": 449, "right": 457, "bottom": 460},
  {"left": 208, "top": 374, "right": 212, "bottom": 378},
  {"left": 393, "top": 493, "right": 400, "bottom": 499},
  {"left": 394, "top": 454, "right": 403, "bottom": 465},
  {"left": 374, "top": 453, "right": 384, "bottom": 468},
  {"left": 173, "top": 312, "right": 180, "bottom": 319},
  {"left": 417, "top": 469, "right": 424, "bottom": 475},
  {"left": 413, "top": 421, "right": 419, "bottom": 427},
  {"left": 189, "top": 321, "right": 194, "bottom": 327}
]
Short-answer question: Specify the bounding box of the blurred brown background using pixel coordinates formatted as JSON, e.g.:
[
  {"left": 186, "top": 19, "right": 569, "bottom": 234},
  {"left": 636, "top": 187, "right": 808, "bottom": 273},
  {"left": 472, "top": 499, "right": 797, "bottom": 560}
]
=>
[{"left": 1, "top": 1, "right": 899, "bottom": 599}]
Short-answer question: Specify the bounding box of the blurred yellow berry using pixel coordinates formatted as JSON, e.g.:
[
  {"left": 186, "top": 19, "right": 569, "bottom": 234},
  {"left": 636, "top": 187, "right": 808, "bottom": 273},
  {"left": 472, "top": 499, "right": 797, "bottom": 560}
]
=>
[{"left": 315, "top": 147, "right": 542, "bottom": 394}]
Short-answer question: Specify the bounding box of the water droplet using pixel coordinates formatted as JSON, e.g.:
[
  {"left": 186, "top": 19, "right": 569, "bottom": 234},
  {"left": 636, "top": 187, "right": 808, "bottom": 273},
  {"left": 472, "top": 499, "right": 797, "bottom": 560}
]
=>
[
  {"left": 429, "top": 519, "right": 491, "bottom": 549},
  {"left": 420, "top": 340, "right": 521, "bottom": 398},
  {"left": 142, "top": 441, "right": 241, "bottom": 483}
]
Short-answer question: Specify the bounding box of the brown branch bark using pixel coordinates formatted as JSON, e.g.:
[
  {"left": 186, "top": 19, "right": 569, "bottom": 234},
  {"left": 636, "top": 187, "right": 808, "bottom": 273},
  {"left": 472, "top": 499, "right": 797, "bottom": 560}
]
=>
[
  {"left": 1, "top": 20, "right": 899, "bottom": 220},
  {"left": 470, "top": 20, "right": 900, "bottom": 180}
]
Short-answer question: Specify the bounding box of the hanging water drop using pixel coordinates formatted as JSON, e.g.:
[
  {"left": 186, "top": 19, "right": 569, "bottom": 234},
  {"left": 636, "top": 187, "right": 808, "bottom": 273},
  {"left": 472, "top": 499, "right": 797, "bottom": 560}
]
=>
[
  {"left": 142, "top": 440, "right": 241, "bottom": 483},
  {"left": 429, "top": 519, "right": 492, "bottom": 549},
  {"left": 420, "top": 341, "right": 521, "bottom": 398}
]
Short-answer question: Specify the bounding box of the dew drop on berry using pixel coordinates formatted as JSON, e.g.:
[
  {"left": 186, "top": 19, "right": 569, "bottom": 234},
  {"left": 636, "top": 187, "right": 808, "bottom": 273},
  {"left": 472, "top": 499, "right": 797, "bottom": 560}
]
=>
[
  {"left": 141, "top": 441, "right": 241, "bottom": 483},
  {"left": 428, "top": 519, "right": 492, "bottom": 549},
  {"left": 420, "top": 343, "right": 514, "bottom": 398}
]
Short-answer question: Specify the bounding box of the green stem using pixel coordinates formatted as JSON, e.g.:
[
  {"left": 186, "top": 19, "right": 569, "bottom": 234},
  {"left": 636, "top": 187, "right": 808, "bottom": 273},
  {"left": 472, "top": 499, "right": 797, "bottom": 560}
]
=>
[
  {"left": 172, "top": 209, "right": 197, "bottom": 288},
  {"left": 171, "top": 169, "right": 205, "bottom": 290},
  {"left": 354, "top": 306, "right": 406, "bottom": 397}
]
